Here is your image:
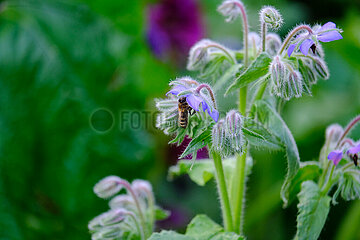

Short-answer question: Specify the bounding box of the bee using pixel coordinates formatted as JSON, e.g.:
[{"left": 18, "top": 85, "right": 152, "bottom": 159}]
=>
[
  {"left": 178, "top": 97, "right": 194, "bottom": 128},
  {"left": 349, "top": 153, "right": 358, "bottom": 166}
]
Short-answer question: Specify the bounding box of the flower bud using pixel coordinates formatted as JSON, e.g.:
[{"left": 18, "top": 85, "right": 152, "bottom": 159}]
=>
[
  {"left": 266, "top": 33, "right": 282, "bottom": 56},
  {"left": 187, "top": 39, "right": 211, "bottom": 71},
  {"left": 132, "top": 179, "right": 153, "bottom": 198},
  {"left": 325, "top": 124, "right": 344, "bottom": 145},
  {"left": 109, "top": 195, "right": 135, "bottom": 210},
  {"left": 270, "top": 55, "right": 286, "bottom": 91},
  {"left": 217, "top": 0, "right": 244, "bottom": 23},
  {"left": 271, "top": 56, "right": 303, "bottom": 100},
  {"left": 313, "top": 56, "right": 329, "bottom": 80},
  {"left": 88, "top": 212, "right": 108, "bottom": 232},
  {"left": 259, "top": 6, "right": 283, "bottom": 30},
  {"left": 91, "top": 226, "right": 122, "bottom": 240},
  {"left": 94, "top": 176, "right": 123, "bottom": 199},
  {"left": 225, "top": 110, "right": 244, "bottom": 153},
  {"left": 212, "top": 119, "right": 226, "bottom": 154},
  {"left": 101, "top": 209, "right": 128, "bottom": 226},
  {"left": 248, "top": 32, "right": 260, "bottom": 51}
]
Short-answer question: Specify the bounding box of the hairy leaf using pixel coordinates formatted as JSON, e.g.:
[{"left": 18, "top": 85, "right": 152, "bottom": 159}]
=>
[
  {"left": 242, "top": 118, "right": 282, "bottom": 150},
  {"left": 180, "top": 129, "right": 212, "bottom": 159},
  {"left": 155, "top": 206, "right": 170, "bottom": 221},
  {"left": 149, "top": 231, "right": 194, "bottom": 240},
  {"left": 295, "top": 181, "right": 330, "bottom": 240},
  {"left": 225, "top": 52, "right": 272, "bottom": 95},
  {"left": 288, "top": 162, "right": 322, "bottom": 205},
  {"left": 254, "top": 100, "right": 300, "bottom": 206}
]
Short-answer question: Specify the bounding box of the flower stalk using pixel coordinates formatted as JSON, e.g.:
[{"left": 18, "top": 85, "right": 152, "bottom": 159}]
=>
[
  {"left": 212, "top": 151, "right": 234, "bottom": 231},
  {"left": 279, "top": 25, "right": 313, "bottom": 55}
]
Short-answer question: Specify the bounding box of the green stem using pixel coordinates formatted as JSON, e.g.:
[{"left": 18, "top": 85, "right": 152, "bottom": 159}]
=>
[
  {"left": 212, "top": 151, "right": 234, "bottom": 231},
  {"left": 261, "top": 22, "right": 266, "bottom": 52},
  {"left": 232, "top": 149, "right": 247, "bottom": 234},
  {"left": 321, "top": 164, "right": 335, "bottom": 195}
]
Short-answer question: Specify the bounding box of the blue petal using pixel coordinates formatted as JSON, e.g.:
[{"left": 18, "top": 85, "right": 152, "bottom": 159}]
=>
[
  {"left": 166, "top": 85, "right": 187, "bottom": 96},
  {"left": 186, "top": 94, "right": 202, "bottom": 111},
  {"left": 317, "top": 31, "right": 343, "bottom": 42},
  {"left": 202, "top": 101, "right": 208, "bottom": 112},
  {"left": 207, "top": 109, "right": 219, "bottom": 122},
  {"left": 318, "top": 22, "right": 336, "bottom": 33},
  {"left": 299, "top": 39, "right": 314, "bottom": 56},
  {"left": 327, "top": 150, "right": 343, "bottom": 165},
  {"left": 287, "top": 44, "right": 296, "bottom": 57}
]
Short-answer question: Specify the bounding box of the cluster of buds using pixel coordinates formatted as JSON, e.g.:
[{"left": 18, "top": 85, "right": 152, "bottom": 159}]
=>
[
  {"left": 212, "top": 110, "right": 244, "bottom": 156},
  {"left": 89, "top": 176, "right": 158, "bottom": 240},
  {"left": 270, "top": 55, "right": 303, "bottom": 100}
]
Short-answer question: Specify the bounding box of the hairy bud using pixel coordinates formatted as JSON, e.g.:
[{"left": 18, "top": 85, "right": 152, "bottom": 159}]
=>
[
  {"left": 271, "top": 56, "right": 303, "bottom": 100},
  {"left": 248, "top": 32, "right": 261, "bottom": 53},
  {"left": 266, "top": 33, "right": 282, "bottom": 56},
  {"left": 94, "top": 176, "right": 123, "bottom": 199},
  {"left": 326, "top": 124, "right": 344, "bottom": 145},
  {"left": 212, "top": 119, "right": 226, "bottom": 154},
  {"left": 187, "top": 39, "right": 212, "bottom": 71},
  {"left": 101, "top": 209, "right": 128, "bottom": 226},
  {"left": 313, "top": 56, "right": 329, "bottom": 80},
  {"left": 91, "top": 226, "right": 122, "bottom": 240},
  {"left": 132, "top": 179, "right": 153, "bottom": 198},
  {"left": 225, "top": 110, "right": 244, "bottom": 153},
  {"left": 88, "top": 212, "right": 108, "bottom": 232},
  {"left": 259, "top": 6, "right": 283, "bottom": 30},
  {"left": 217, "top": 0, "right": 244, "bottom": 23},
  {"left": 109, "top": 195, "right": 135, "bottom": 210}
]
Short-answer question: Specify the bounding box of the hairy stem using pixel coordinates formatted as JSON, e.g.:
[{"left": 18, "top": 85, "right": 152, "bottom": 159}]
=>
[
  {"left": 212, "top": 151, "right": 234, "bottom": 231},
  {"left": 279, "top": 25, "right": 313, "bottom": 55},
  {"left": 206, "top": 44, "right": 236, "bottom": 64},
  {"left": 127, "top": 211, "right": 145, "bottom": 240},
  {"left": 336, "top": 115, "right": 360, "bottom": 148},
  {"left": 261, "top": 22, "right": 267, "bottom": 52},
  {"left": 232, "top": 149, "right": 247, "bottom": 234},
  {"left": 120, "top": 180, "right": 148, "bottom": 237},
  {"left": 195, "top": 83, "right": 217, "bottom": 109}
]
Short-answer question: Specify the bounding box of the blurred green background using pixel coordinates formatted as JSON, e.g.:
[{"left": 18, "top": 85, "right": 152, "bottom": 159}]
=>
[{"left": 0, "top": 0, "right": 359, "bottom": 239}]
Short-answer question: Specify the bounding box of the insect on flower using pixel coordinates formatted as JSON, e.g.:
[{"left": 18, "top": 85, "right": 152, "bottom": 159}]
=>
[
  {"left": 347, "top": 143, "right": 360, "bottom": 166},
  {"left": 178, "top": 97, "right": 195, "bottom": 128}
]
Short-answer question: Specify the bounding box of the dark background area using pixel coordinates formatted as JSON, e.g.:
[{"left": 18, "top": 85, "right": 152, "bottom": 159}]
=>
[{"left": 0, "top": 0, "right": 359, "bottom": 239}]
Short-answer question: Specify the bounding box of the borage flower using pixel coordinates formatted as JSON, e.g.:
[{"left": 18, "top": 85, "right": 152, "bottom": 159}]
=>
[
  {"left": 346, "top": 143, "right": 360, "bottom": 166},
  {"left": 288, "top": 22, "right": 343, "bottom": 57},
  {"left": 328, "top": 150, "right": 343, "bottom": 166},
  {"left": 167, "top": 78, "right": 219, "bottom": 122}
]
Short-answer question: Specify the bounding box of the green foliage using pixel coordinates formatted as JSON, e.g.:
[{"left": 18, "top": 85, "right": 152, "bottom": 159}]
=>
[
  {"left": 288, "top": 162, "right": 322, "bottom": 204},
  {"left": 254, "top": 100, "right": 300, "bottom": 206},
  {"left": 225, "top": 53, "right": 272, "bottom": 95},
  {"left": 149, "top": 215, "right": 244, "bottom": 240},
  {"left": 154, "top": 206, "right": 170, "bottom": 221},
  {"left": 295, "top": 181, "right": 330, "bottom": 240},
  {"left": 180, "top": 129, "right": 212, "bottom": 159}
]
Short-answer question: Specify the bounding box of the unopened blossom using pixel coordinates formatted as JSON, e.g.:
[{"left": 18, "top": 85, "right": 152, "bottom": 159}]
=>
[
  {"left": 94, "top": 176, "right": 123, "bottom": 199},
  {"left": 288, "top": 22, "right": 343, "bottom": 57},
  {"left": 328, "top": 150, "right": 343, "bottom": 166},
  {"left": 217, "top": 0, "right": 244, "bottom": 23}
]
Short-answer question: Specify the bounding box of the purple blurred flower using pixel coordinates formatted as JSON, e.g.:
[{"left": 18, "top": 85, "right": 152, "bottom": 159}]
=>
[
  {"left": 347, "top": 144, "right": 360, "bottom": 155},
  {"left": 347, "top": 143, "right": 360, "bottom": 166},
  {"left": 328, "top": 150, "right": 343, "bottom": 166},
  {"left": 167, "top": 81, "right": 219, "bottom": 122},
  {"left": 147, "top": 0, "right": 204, "bottom": 61},
  {"left": 288, "top": 22, "right": 343, "bottom": 57}
]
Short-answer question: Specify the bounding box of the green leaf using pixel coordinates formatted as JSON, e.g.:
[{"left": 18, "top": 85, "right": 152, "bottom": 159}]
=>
[
  {"left": 225, "top": 52, "right": 272, "bottom": 95},
  {"left": 185, "top": 214, "right": 223, "bottom": 239},
  {"left": 149, "top": 215, "right": 244, "bottom": 240},
  {"left": 148, "top": 231, "right": 194, "bottom": 240},
  {"left": 213, "top": 64, "right": 243, "bottom": 92},
  {"left": 242, "top": 118, "right": 282, "bottom": 150},
  {"left": 295, "top": 181, "right": 330, "bottom": 240},
  {"left": 254, "top": 100, "right": 300, "bottom": 206},
  {"left": 154, "top": 206, "right": 170, "bottom": 221},
  {"left": 180, "top": 129, "right": 212, "bottom": 159},
  {"left": 288, "top": 162, "right": 322, "bottom": 205},
  {"left": 168, "top": 158, "right": 237, "bottom": 187}
]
